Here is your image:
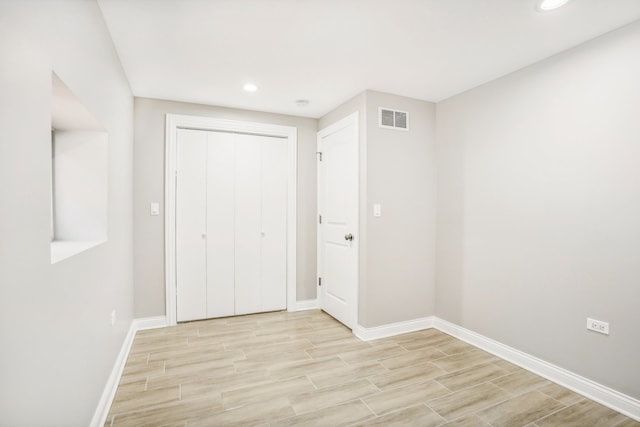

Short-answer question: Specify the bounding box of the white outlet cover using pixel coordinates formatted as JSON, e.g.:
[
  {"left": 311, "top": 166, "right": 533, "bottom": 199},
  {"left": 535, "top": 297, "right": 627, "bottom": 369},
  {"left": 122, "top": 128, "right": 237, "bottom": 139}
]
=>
[{"left": 586, "top": 317, "right": 609, "bottom": 335}]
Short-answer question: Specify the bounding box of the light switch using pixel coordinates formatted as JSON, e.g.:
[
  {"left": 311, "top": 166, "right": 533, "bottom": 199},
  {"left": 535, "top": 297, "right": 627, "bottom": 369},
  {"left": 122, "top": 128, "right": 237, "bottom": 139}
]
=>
[
  {"left": 150, "top": 202, "right": 160, "bottom": 216},
  {"left": 373, "top": 203, "right": 382, "bottom": 217}
]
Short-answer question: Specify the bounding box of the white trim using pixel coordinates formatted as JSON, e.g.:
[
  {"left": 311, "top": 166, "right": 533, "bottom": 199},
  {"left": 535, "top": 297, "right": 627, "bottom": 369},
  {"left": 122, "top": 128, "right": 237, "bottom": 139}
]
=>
[
  {"left": 289, "top": 299, "right": 319, "bottom": 311},
  {"left": 433, "top": 318, "right": 640, "bottom": 422},
  {"left": 133, "top": 316, "right": 168, "bottom": 331},
  {"left": 89, "top": 324, "right": 135, "bottom": 427},
  {"left": 354, "top": 316, "right": 434, "bottom": 341},
  {"left": 90, "top": 317, "right": 167, "bottom": 427},
  {"left": 317, "top": 112, "right": 360, "bottom": 330},
  {"left": 165, "top": 114, "right": 297, "bottom": 326}
]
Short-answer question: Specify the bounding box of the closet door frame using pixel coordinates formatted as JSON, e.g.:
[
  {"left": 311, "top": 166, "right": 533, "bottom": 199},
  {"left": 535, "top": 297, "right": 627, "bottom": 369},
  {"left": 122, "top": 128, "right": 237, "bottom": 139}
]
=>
[{"left": 165, "top": 114, "right": 297, "bottom": 326}]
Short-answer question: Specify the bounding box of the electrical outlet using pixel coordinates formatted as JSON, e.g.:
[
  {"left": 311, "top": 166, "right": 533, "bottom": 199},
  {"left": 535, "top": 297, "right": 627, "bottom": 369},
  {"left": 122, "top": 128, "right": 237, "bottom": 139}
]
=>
[
  {"left": 111, "top": 309, "right": 117, "bottom": 327},
  {"left": 587, "top": 318, "right": 609, "bottom": 335}
]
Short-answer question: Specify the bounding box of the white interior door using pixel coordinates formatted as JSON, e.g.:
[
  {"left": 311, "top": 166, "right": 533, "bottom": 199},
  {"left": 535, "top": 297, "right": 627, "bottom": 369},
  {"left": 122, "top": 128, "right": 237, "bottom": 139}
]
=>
[
  {"left": 176, "top": 129, "right": 208, "bottom": 322},
  {"left": 206, "top": 131, "right": 236, "bottom": 318},
  {"left": 234, "top": 134, "right": 263, "bottom": 315},
  {"left": 317, "top": 113, "right": 359, "bottom": 329},
  {"left": 260, "top": 135, "right": 288, "bottom": 312},
  {"left": 176, "top": 129, "right": 289, "bottom": 321}
]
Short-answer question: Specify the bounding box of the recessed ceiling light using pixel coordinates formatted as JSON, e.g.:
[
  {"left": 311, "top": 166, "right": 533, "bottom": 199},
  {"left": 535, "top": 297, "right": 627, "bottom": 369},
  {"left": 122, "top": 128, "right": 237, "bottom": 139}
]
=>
[
  {"left": 535, "top": 0, "right": 571, "bottom": 12},
  {"left": 243, "top": 83, "right": 258, "bottom": 92}
]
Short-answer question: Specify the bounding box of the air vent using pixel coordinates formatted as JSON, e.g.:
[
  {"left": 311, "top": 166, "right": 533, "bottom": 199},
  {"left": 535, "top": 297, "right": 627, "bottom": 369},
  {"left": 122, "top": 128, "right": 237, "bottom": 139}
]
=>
[{"left": 379, "top": 107, "right": 409, "bottom": 131}]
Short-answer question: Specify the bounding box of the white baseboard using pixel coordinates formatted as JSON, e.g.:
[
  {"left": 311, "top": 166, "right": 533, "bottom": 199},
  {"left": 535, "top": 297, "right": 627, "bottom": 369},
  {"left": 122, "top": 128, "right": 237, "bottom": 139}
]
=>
[
  {"left": 89, "top": 323, "right": 136, "bottom": 427},
  {"left": 289, "top": 299, "right": 319, "bottom": 311},
  {"left": 354, "top": 316, "right": 434, "bottom": 341},
  {"left": 90, "top": 316, "right": 167, "bottom": 427},
  {"left": 432, "top": 317, "right": 640, "bottom": 422},
  {"left": 133, "top": 315, "right": 168, "bottom": 331}
]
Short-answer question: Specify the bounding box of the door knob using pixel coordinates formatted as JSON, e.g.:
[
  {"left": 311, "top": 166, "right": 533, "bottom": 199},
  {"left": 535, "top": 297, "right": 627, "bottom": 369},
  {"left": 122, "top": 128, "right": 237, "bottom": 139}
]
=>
[{"left": 344, "top": 233, "right": 354, "bottom": 241}]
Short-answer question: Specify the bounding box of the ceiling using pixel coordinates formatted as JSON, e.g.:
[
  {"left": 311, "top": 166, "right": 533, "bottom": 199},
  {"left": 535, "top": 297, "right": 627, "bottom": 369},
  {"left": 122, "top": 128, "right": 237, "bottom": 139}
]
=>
[{"left": 97, "top": 0, "right": 640, "bottom": 118}]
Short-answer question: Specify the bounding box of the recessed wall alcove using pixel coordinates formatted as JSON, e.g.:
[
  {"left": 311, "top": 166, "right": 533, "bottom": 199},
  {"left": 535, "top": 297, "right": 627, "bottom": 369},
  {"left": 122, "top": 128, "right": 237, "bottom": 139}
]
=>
[{"left": 50, "top": 72, "right": 108, "bottom": 263}]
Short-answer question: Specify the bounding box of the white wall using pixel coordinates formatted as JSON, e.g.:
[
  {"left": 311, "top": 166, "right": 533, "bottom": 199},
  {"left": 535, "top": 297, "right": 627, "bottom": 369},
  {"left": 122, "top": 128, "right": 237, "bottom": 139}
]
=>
[
  {"left": 0, "top": 1, "right": 134, "bottom": 425},
  {"left": 436, "top": 21, "right": 640, "bottom": 399},
  {"left": 133, "top": 98, "right": 318, "bottom": 317},
  {"left": 320, "top": 90, "right": 437, "bottom": 328}
]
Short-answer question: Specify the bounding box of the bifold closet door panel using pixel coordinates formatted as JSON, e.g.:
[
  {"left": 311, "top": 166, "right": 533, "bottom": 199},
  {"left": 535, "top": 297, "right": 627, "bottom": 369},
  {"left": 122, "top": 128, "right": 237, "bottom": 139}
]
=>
[
  {"left": 176, "top": 129, "right": 208, "bottom": 322},
  {"left": 206, "top": 132, "right": 236, "bottom": 318},
  {"left": 261, "top": 137, "right": 288, "bottom": 311},
  {"left": 234, "top": 134, "right": 262, "bottom": 315}
]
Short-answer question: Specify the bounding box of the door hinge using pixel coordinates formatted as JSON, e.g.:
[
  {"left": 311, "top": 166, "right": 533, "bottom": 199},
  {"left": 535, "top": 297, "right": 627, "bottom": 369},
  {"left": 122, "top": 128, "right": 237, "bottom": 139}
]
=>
[
  {"left": 316, "top": 151, "right": 323, "bottom": 162},
  {"left": 318, "top": 277, "right": 322, "bottom": 287},
  {"left": 318, "top": 214, "right": 322, "bottom": 224}
]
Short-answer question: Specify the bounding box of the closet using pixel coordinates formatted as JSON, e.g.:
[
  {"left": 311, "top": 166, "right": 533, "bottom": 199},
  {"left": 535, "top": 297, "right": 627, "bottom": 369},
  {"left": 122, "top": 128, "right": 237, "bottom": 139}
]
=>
[{"left": 175, "top": 128, "right": 288, "bottom": 322}]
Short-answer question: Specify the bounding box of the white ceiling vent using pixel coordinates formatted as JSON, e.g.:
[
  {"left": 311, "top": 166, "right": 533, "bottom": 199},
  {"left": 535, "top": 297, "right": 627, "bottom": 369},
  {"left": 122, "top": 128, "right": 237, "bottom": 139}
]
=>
[{"left": 379, "top": 107, "right": 409, "bottom": 131}]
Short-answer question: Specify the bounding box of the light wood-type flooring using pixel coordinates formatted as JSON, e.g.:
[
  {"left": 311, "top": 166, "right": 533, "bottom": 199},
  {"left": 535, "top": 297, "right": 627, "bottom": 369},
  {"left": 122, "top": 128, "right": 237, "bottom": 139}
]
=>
[{"left": 105, "top": 310, "right": 639, "bottom": 426}]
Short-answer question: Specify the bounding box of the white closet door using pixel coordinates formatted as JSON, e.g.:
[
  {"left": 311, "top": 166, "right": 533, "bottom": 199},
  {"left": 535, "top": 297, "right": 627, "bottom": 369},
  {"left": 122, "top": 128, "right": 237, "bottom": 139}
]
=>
[
  {"left": 260, "top": 136, "right": 288, "bottom": 311},
  {"left": 234, "top": 134, "right": 262, "bottom": 315},
  {"left": 176, "top": 129, "right": 208, "bottom": 322},
  {"left": 206, "top": 132, "right": 236, "bottom": 318}
]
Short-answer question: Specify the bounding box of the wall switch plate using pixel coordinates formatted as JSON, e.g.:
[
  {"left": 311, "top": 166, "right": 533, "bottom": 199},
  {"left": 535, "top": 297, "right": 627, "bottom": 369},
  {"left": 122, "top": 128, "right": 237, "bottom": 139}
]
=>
[
  {"left": 587, "top": 317, "right": 609, "bottom": 335},
  {"left": 111, "top": 309, "right": 116, "bottom": 326},
  {"left": 150, "top": 202, "right": 160, "bottom": 216},
  {"left": 373, "top": 203, "right": 382, "bottom": 217}
]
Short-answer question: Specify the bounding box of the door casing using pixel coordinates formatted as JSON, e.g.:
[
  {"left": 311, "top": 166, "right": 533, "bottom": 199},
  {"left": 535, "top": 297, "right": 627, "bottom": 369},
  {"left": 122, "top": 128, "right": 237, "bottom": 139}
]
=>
[{"left": 165, "top": 114, "right": 297, "bottom": 326}]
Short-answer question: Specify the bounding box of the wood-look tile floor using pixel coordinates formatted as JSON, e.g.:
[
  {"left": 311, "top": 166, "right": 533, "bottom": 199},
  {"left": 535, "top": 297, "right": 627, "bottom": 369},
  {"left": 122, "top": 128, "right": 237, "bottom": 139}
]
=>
[{"left": 105, "top": 310, "right": 639, "bottom": 427}]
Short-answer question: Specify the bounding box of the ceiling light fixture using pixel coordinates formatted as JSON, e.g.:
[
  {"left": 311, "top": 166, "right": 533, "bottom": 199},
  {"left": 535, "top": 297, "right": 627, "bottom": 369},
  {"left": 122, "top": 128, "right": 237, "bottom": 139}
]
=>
[
  {"left": 535, "top": 0, "right": 571, "bottom": 12},
  {"left": 295, "top": 99, "right": 310, "bottom": 108},
  {"left": 243, "top": 83, "right": 258, "bottom": 92}
]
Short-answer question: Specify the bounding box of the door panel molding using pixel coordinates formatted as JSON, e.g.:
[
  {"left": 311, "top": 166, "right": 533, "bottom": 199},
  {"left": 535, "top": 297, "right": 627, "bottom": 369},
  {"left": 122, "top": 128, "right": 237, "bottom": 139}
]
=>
[{"left": 166, "top": 114, "right": 297, "bottom": 326}]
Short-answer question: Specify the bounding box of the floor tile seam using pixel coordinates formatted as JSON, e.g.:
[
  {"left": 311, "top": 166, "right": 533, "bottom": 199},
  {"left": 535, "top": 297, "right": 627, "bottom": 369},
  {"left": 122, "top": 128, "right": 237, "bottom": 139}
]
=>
[
  {"left": 469, "top": 396, "right": 519, "bottom": 426},
  {"left": 492, "top": 381, "right": 554, "bottom": 401},
  {"left": 462, "top": 365, "right": 515, "bottom": 385},
  {"left": 433, "top": 355, "right": 502, "bottom": 374},
  {"left": 367, "top": 377, "right": 448, "bottom": 397},
  {"left": 289, "top": 376, "right": 376, "bottom": 397},
  {"left": 357, "top": 396, "right": 384, "bottom": 419},
  {"left": 472, "top": 389, "right": 568, "bottom": 427},
  {"left": 433, "top": 360, "right": 510, "bottom": 381},
  {"left": 529, "top": 382, "right": 580, "bottom": 407},
  {"left": 488, "top": 380, "right": 519, "bottom": 397},
  {"left": 366, "top": 376, "right": 383, "bottom": 393},
  {"left": 423, "top": 399, "right": 446, "bottom": 420},
  {"left": 434, "top": 346, "right": 478, "bottom": 358},
  {"left": 290, "top": 394, "right": 376, "bottom": 418},
  {"left": 430, "top": 376, "right": 506, "bottom": 397},
  {"left": 108, "top": 396, "right": 186, "bottom": 419},
  {"left": 424, "top": 382, "right": 516, "bottom": 421},
  {"left": 364, "top": 390, "right": 446, "bottom": 418},
  {"left": 400, "top": 345, "right": 473, "bottom": 362},
  {"left": 431, "top": 377, "right": 455, "bottom": 394},
  {"left": 379, "top": 357, "right": 447, "bottom": 372},
  {"left": 526, "top": 399, "right": 578, "bottom": 426},
  {"left": 146, "top": 372, "right": 231, "bottom": 390}
]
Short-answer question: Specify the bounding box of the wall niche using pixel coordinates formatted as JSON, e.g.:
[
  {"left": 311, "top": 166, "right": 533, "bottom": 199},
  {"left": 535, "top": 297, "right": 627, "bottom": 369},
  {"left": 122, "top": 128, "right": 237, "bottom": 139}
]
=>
[{"left": 51, "top": 72, "right": 108, "bottom": 263}]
